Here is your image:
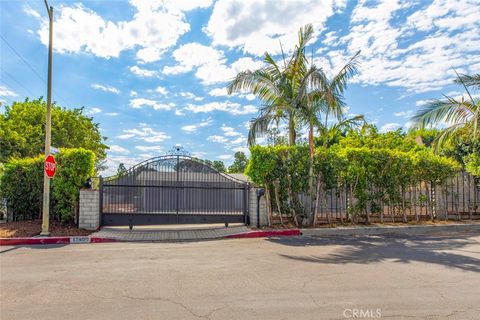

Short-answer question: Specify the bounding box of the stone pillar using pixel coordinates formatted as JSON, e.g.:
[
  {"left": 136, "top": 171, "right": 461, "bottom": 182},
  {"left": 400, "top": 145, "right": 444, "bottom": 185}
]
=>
[
  {"left": 248, "top": 187, "right": 268, "bottom": 227},
  {"left": 78, "top": 189, "right": 100, "bottom": 230}
]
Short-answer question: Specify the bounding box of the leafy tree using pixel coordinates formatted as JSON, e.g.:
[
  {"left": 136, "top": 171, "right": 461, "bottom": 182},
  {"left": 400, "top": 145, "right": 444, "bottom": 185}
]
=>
[
  {"left": 212, "top": 160, "right": 226, "bottom": 173},
  {"left": 0, "top": 98, "right": 108, "bottom": 169},
  {"left": 407, "top": 128, "right": 440, "bottom": 148},
  {"left": 204, "top": 159, "right": 226, "bottom": 173},
  {"left": 117, "top": 163, "right": 127, "bottom": 176},
  {"left": 266, "top": 127, "right": 288, "bottom": 146},
  {"left": 228, "top": 152, "right": 248, "bottom": 173}
]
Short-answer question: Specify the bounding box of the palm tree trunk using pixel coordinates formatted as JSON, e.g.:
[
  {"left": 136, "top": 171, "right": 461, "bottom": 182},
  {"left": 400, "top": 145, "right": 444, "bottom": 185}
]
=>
[
  {"left": 288, "top": 113, "right": 296, "bottom": 146},
  {"left": 308, "top": 122, "right": 316, "bottom": 225}
]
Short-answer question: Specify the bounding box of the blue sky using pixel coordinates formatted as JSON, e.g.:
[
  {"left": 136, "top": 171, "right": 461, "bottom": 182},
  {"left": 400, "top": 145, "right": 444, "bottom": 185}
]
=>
[{"left": 1, "top": 0, "right": 479, "bottom": 175}]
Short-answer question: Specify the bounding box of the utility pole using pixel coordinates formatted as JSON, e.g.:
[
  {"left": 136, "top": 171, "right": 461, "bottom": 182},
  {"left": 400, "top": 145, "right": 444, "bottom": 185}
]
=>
[{"left": 41, "top": 0, "right": 53, "bottom": 236}]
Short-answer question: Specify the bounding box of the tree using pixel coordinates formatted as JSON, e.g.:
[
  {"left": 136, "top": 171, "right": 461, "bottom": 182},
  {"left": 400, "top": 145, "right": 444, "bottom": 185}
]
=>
[
  {"left": 204, "top": 159, "right": 226, "bottom": 173},
  {"left": 212, "top": 160, "right": 226, "bottom": 173},
  {"left": 266, "top": 127, "right": 288, "bottom": 146},
  {"left": 228, "top": 24, "right": 317, "bottom": 146},
  {"left": 117, "top": 163, "right": 127, "bottom": 176},
  {"left": 228, "top": 152, "right": 248, "bottom": 173},
  {"left": 0, "top": 98, "right": 108, "bottom": 169},
  {"left": 411, "top": 72, "right": 480, "bottom": 147}
]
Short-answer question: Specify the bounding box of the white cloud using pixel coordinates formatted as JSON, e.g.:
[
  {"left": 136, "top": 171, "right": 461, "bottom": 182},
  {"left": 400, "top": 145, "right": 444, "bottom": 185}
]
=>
[
  {"left": 108, "top": 145, "right": 129, "bottom": 153},
  {"left": 221, "top": 126, "right": 242, "bottom": 137},
  {"left": 185, "top": 101, "right": 257, "bottom": 115},
  {"left": 205, "top": 0, "right": 346, "bottom": 56},
  {"left": 181, "top": 118, "right": 213, "bottom": 133},
  {"left": 317, "top": 0, "right": 480, "bottom": 93},
  {"left": 208, "top": 88, "right": 229, "bottom": 97},
  {"left": 24, "top": 6, "right": 41, "bottom": 19},
  {"left": 163, "top": 43, "right": 224, "bottom": 75},
  {"left": 87, "top": 107, "right": 102, "bottom": 114},
  {"left": 207, "top": 135, "right": 229, "bottom": 143},
  {"left": 218, "top": 154, "right": 232, "bottom": 160},
  {"left": 379, "top": 123, "right": 401, "bottom": 133},
  {"left": 180, "top": 91, "right": 204, "bottom": 101},
  {"left": 130, "top": 90, "right": 138, "bottom": 97},
  {"left": 163, "top": 42, "right": 263, "bottom": 84},
  {"left": 393, "top": 110, "right": 415, "bottom": 118},
  {"left": 91, "top": 83, "right": 119, "bottom": 94},
  {"left": 117, "top": 126, "right": 171, "bottom": 143},
  {"left": 135, "top": 145, "right": 163, "bottom": 152},
  {"left": 242, "top": 93, "right": 256, "bottom": 101},
  {"left": 0, "top": 85, "right": 18, "bottom": 97},
  {"left": 36, "top": 1, "right": 212, "bottom": 63},
  {"left": 130, "top": 66, "right": 158, "bottom": 77},
  {"left": 104, "top": 112, "right": 119, "bottom": 116},
  {"left": 155, "top": 86, "right": 168, "bottom": 95},
  {"left": 416, "top": 99, "right": 431, "bottom": 106},
  {"left": 129, "top": 98, "right": 174, "bottom": 111}
]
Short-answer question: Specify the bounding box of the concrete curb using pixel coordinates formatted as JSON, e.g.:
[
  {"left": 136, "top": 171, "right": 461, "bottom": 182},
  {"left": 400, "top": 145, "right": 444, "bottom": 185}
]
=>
[
  {"left": 0, "top": 236, "right": 117, "bottom": 246},
  {"left": 225, "top": 229, "right": 301, "bottom": 238},
  {"left": 301, "top": 223, "right": 480, "bottom": 237}
]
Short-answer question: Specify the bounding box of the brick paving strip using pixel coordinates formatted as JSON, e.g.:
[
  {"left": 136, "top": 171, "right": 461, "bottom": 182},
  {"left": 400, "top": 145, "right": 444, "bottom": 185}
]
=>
[{"left": 92, "top": 225, "right": 252, "bottom": 241}]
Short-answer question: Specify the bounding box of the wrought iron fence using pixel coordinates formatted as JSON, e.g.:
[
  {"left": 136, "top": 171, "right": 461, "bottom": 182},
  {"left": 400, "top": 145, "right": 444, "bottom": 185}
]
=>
[{"left": 269, "top": 172, "right": 480, "bottom": 225}]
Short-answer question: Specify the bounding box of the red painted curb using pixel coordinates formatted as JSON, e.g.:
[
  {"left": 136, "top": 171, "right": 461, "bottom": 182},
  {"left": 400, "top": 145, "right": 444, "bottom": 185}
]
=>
[
  {"left": 225, "top": 229, "right": 301, "bottom": 238},
  {"left": 0, "top": 236, "right": 116, "bottom": 246}
]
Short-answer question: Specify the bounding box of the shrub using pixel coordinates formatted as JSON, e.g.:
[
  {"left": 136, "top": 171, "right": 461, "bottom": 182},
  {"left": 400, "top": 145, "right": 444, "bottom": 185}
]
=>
[
  {"left": 0, "top": 148, "right": 95, "bottom": 223},
  {"left": 246, "top": 144, "right": 460, "bottom": 223}
]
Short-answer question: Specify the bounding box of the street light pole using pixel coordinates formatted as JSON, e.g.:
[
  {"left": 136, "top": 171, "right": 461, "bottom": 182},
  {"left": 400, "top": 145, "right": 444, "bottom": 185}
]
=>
[{"left": 41, "top": 0, "right": 53, "bottom": 236}]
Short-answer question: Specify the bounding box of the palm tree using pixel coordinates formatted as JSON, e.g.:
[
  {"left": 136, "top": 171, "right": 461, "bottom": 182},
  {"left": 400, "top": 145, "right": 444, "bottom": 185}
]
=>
[
  {"left": 411, "top": 72, "right": 480, "bottom": 147},
  {"left": 298, "top": 51, "right": 361, "bottom": 159},
  {"left": 227, "top": 24, "right": 316, "bottom": 146}
]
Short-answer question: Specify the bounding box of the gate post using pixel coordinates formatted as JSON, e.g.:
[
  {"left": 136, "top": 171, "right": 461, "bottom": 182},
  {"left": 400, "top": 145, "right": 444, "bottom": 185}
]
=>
[
  {"left": 99, "top": 176, "right": 103, "bottom": 222},
  {"left": 176, "top": 155, "right": 180, "bottom": 223},
  {"left": 243, "top": 183, "right": 249, "bottom": 225}
]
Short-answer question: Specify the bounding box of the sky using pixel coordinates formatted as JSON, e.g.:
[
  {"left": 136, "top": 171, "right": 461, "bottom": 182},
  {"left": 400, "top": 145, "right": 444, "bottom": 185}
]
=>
[{"left": 1, "top": 0, "right": 479, "bottom": 175}]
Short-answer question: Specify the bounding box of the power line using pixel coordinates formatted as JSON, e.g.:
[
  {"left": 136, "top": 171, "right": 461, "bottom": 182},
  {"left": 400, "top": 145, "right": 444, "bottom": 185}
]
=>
[
  {"left": 1, "top": 34, "right": 47, "bottom": 83},
  {"left": 0, "top": 66, "right": 39, "bottom": 97},
  {"left": 0, "top": 34, "right": 70, "bottom": 106}
]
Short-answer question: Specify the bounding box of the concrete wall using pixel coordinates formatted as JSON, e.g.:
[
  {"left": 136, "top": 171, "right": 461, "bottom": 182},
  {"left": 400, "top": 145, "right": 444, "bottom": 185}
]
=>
[
  {"left": 248, "top": 186, "right": 268, "bottom": 227},
  {"left": 79, "top": 189, "right": 100, "bottom": 230}
]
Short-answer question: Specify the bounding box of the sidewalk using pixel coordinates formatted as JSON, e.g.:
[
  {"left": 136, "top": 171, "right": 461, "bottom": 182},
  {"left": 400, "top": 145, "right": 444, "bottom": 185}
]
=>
[{"left": 301, "top": 222, "right": 480, "bottom": 237}]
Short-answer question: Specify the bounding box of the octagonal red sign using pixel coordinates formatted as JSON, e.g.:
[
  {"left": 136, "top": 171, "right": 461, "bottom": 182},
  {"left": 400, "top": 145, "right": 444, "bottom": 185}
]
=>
[{"left": 44, "top": 154, "right": 56, "bottom": 178}]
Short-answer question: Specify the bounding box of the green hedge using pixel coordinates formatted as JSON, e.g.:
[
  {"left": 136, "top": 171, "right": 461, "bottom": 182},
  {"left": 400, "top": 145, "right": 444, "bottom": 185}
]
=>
[
  {"left": 0, "top": 148, "right": 95, "bottom": 223},
  {"left": 246, "top": 145, "right": 459, "bottom": 222}
]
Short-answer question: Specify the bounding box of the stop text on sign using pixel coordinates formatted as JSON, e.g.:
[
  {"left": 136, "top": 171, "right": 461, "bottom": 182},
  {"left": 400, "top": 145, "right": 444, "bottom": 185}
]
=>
[{"left": 44, "top": 154, "right": 56, "bottom": 178}]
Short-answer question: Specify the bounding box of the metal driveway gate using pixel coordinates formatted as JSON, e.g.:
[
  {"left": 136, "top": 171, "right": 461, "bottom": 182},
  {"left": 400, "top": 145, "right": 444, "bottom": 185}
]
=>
[{"left": 100, "top": 155, "right": 249, "bottom": 226}]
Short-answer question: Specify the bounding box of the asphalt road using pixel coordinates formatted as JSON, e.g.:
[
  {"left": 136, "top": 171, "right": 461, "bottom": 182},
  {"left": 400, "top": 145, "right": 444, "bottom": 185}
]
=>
[{"left": 1, "top": 233, "right": 479, "bottom": 320}]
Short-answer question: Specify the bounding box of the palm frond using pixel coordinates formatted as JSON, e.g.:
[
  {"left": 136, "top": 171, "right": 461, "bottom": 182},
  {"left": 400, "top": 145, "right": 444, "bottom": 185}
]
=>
[
  {"left": 454, "top": 73, "right": 480, "bottom": 89},
  {"left": 411, "top": 97, "right": 474, "bottom": 129},
  {"left": 247, "top": 113, "right": 277, "bottom": 146}
]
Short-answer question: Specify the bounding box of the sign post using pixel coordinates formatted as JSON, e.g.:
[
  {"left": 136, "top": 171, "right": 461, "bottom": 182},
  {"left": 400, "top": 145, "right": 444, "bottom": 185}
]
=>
[{"left": 41, "top": 0, "right": 53, "bottom": 236}]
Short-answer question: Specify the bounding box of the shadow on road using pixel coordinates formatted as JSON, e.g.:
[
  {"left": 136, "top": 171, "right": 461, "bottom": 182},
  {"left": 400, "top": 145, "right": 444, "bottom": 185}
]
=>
[
  {"left": 0, "top": 244, "right": 68, "bottom": 254},
  {"left": 269, "top": 233, "right": 480, "bottom": 273}
]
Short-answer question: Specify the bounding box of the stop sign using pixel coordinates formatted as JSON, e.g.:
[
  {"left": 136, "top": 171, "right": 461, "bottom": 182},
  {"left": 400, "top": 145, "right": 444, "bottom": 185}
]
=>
[{"left": 44, "top": 154, "right": 56, "bottom": 178}]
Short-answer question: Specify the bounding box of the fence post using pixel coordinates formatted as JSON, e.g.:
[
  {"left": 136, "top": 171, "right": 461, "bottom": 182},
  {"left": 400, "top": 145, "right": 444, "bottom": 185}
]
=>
[
  {"left": 243, "top": 183, "right": 249, "bottom": 225},
  {"left": 431, "top": 182, "right": 436, "bottom": 221},
  {"left": 99, "top": 176, "right": 103, "bottom": 220}
]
